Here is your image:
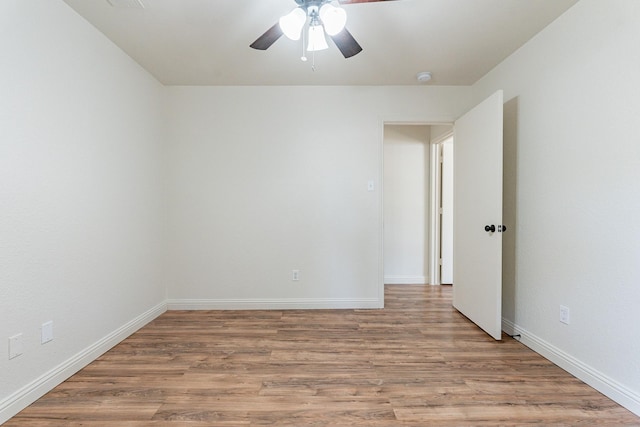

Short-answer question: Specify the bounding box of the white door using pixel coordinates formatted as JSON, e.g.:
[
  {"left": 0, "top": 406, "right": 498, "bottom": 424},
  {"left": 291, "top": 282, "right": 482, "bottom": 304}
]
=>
[{"left": 453, "top": 90, "right": 504, "bottom": 340}]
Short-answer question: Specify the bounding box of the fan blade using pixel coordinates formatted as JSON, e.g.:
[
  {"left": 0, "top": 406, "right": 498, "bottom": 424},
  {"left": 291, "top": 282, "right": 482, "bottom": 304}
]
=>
[
  {"left": 330, "top": 28, "right": 363, "bottom": 58},
  {"left": 338, "top": 0, "right": 399, "bottom": 4},
  {"left": 250, "top": 22, "right": 283, "bottom": 50}
]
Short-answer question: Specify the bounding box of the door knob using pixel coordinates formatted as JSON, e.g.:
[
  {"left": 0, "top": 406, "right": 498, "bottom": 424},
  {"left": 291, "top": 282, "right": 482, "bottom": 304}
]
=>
[{"left": 484, "top": 225, "right": 496, "bottom": 233}]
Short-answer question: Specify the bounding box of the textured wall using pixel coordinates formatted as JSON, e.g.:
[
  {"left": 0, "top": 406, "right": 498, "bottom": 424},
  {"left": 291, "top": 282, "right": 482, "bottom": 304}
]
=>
[
  {"left": 164, "top": 86, "right": 471, "bottom": 307},
  {"left": 473, "top": 0, "right": 640, "bottom": 414},
  {"left": 0, "top": 0, "right": 166, "bottom": 418}
]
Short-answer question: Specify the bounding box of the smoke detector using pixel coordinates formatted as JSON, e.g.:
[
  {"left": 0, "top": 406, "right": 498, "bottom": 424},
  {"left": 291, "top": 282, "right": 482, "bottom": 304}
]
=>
[{"left": 417, "top": 71, "right": 432, "bottom": 83}]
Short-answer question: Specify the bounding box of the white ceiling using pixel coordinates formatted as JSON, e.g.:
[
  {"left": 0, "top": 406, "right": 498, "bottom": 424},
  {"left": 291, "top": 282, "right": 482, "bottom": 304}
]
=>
[{"left": 62, "top": 0, "right": 578, "bottom": 86}]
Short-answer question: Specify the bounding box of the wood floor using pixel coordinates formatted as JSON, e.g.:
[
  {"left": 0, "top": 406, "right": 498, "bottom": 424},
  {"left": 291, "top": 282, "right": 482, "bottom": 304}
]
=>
[{"left": 7, "top": 285, "right": 639, "bottom": 426}]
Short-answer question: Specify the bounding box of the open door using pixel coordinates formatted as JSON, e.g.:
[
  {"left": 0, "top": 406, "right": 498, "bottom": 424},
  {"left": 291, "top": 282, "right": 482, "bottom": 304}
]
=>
[{"left": 453, "top": 90, "right": 504, "bottom": 340}]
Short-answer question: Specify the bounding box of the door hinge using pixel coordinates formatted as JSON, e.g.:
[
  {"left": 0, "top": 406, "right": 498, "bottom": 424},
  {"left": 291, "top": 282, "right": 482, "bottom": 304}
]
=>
[
  {"left": 439, "top": 258, "right": 443, "bottom": 265},
  {"left": 439, "top": 207, "right": 443, "bottom": 215}
]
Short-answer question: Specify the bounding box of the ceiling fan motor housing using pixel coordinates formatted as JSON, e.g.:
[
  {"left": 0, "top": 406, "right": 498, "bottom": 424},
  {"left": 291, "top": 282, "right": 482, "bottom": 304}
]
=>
[
  {"left": 251, "top": 0, "right": 367, "bottom": 58},
  {"left": 294, "top": 0, "right": 329, "bottom": 16},
  {"left": 295, "top": 0, "right": 329, "bottom": 7}
]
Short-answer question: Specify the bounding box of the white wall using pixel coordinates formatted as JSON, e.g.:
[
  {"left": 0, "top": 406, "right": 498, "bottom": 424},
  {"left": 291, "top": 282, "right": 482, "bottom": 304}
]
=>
[
  {"left": 473, "top": 0, "right": 640, "bottom": 415},
  {"left": 165, "top": 86, "right": 472, "bottom": 308},
  {"left": 383, "top": 125, "right": 430, "bottom": 284},
  {"left": 11, "top": 0, "right": 640, "bottom": 420},
  {"left": 0, "top": 0, "right": 166, "bottom": 421}
]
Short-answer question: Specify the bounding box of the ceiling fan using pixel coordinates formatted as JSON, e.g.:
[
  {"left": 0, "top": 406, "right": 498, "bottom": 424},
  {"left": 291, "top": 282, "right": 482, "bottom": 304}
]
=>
[{"left": 250, "top": 0, "right": 397, "bottom": 59}]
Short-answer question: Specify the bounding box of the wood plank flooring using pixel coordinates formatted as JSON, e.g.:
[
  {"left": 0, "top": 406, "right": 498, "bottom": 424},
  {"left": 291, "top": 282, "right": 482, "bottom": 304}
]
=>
[{"left": 7, "top": 285, "right": 640, "bottom": 426}]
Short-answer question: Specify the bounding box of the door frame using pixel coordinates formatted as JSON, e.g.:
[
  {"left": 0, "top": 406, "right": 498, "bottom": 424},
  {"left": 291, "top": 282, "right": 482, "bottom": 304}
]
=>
[
  {"left": 379, "top": 120, "right": 453, "bottom": 302},
  {"left": 428, "top": 131, "right": 454, "bottom": 286},
  {"left": 379, "top": 91, "right": 503, "bottom": 342}
]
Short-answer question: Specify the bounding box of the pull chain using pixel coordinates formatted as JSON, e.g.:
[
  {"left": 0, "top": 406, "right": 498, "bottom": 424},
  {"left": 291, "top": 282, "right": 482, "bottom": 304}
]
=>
[
  {"left": 299, "top": 22, "right": 316, "bottom": 71},
  {"left": 301, "top": 26, "right": 307, "bottom": 62}
]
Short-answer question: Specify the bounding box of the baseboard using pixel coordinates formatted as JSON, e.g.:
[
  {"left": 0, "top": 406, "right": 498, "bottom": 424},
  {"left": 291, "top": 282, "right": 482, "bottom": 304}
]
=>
[
  {"left": 502, "top": 318, "right": 640, "bottom": 417},
  {"left": 167, "top": 297, "right": 383, "bottom": 310},
  {"left": 0, "top": 301, "right": 167, "bottom": 425},
  {"left": 384, "top": 275, "right": 427, "bottom": 285}
]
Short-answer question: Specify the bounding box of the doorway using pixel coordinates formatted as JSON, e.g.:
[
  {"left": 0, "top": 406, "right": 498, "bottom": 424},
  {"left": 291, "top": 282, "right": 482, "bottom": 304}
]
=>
[
  {"left": 383, "top": 123, "right": 453, "bottom": 286},
  {"left": 381, "top": 90, "right": 505, "bottom": 341}
]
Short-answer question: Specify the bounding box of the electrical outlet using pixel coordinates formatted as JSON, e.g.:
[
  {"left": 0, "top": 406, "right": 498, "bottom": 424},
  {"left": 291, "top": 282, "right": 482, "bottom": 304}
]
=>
[
  {"left": 9, "top": 333, "right": 23, "bottom": 359},
  {"left": 292, "top": 270, "right": 300, "bottom": 281},
  {"left": 41, "top": 321, "right": 53, "bottom": 344},
  {"left": 560, "top": 305, "right": 570, "bottom": 324}
]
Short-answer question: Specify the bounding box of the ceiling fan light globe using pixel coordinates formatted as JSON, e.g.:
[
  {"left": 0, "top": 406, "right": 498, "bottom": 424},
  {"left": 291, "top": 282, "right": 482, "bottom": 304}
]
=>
[
  {"left": 319, "top": 3, "right": 347, "bottom": 36},
  {"left": 279, "top": 7, "right": 306, "bottom": 40},
  {"left": 307, "top": 24, "right": 329, "bottom": 51}
]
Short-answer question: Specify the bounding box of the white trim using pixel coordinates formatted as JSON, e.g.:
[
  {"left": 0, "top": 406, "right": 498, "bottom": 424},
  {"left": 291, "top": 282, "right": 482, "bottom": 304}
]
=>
[
  {"left": 382, "top": 118, "right": 455, "bottom": 126},
  {"left": 378, "top": 119, "right": 386, "bottom": 307},
  {"left": 431, "top": 130, "right": 454, "bottom": 146},
  {"left": 167, "top": 298, "right": 382, "bottom": 310},
  {"left": 0, "top": 301, "right": 167, "bottom": 425},
  {"left": 502, "top": 318, "right": 640, "bottom": 417},
  {"left": 380, "top": 119, "right": 455, "bottom": 290},
  {"left": 384, "top": 276, "right": 428, "bottom": 285},
  {"left": 428, "top": 141, "right": 442, "bottom": 285},
  {"left": 501, "top": 317, "right": 518, "bottom": 336},
  {"left": 428, "top": 131, "right": 454, "bottom": 286}
]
